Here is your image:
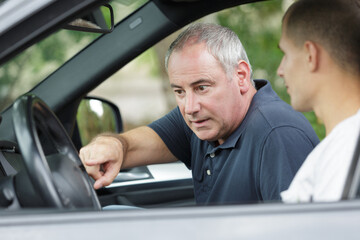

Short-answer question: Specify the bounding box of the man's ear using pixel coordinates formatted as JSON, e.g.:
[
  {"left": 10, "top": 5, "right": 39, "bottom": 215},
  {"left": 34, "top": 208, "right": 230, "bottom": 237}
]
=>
[
  {"left": 304, "top": 41, "right": 320, "bottom": 72},
  {"left": 236, "top": 60, "right": 251, "bottom": 94}
]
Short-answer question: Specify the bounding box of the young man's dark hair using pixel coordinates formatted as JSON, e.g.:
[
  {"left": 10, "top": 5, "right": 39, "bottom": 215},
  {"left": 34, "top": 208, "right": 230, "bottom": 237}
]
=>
[{"left": 283, "top": 0, "right": 360, "bottom": 75}]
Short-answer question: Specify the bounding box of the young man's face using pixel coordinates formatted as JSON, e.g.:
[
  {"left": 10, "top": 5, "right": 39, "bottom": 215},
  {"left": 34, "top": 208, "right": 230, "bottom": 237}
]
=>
[
  {"left": 277, "top": 31, "right": 313, "bottom": 112},
  {"left": 167, "top": 42, "right": 251, "bottom": 145}
]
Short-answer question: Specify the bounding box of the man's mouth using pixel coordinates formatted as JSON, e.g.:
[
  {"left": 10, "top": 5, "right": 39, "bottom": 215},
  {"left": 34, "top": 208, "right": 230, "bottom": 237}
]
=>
[{"left": 189, "top": 118, "right": 209, "bottom": 128}]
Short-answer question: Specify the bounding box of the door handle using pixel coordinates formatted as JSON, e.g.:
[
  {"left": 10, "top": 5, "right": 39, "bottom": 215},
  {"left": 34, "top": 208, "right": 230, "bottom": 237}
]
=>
[{"left": 114, "top": 172, "right": 150, "bottom": 182}]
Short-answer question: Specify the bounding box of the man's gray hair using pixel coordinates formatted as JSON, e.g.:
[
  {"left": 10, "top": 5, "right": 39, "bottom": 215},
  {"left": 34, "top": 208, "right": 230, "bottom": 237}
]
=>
[{"left": 165, "top": 23, "right": 254, "bottom": 85}]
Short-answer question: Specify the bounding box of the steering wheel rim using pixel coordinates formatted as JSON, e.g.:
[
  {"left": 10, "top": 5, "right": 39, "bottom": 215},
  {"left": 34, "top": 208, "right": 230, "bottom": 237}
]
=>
[{"left": 12, "top": 94, "right": 101, "bottom": 209}]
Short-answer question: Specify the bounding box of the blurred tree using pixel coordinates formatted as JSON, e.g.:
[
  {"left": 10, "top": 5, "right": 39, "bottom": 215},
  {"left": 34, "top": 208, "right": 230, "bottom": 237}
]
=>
[
  {"left": 0, "top": 53, "right": 30, "bottom": 110},
  {"left": 151, "top": 0, "right": 325, "bottom": 139},
  {"left": 217, "top": 1, "right": 285, "bottom": 98},
  {"left": 0, "top": 0, "right": 325, "bottom": 140},
  {"left": 218, "top": 1, "right": 325, "bottom": 139},
  {"left": 0, "top": 30, "right": 98, "bottom": 111},
  {"left": 153, "top": 33, "right": 179, "bottom": 111}
]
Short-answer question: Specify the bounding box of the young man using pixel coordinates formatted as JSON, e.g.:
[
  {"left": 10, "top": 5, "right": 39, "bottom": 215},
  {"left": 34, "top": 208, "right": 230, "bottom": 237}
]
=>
[
  {"left": 80, "top": 23, "right": 319, "bottom": 205},
  {"left": 278, "top": 0, "right": 360, "bottom": 202}
]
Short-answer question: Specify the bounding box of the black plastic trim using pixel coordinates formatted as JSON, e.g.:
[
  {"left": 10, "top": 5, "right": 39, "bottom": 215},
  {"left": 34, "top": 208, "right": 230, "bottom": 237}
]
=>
[{"left": 0, "top": 0, "right": 109, "bottom": 66}]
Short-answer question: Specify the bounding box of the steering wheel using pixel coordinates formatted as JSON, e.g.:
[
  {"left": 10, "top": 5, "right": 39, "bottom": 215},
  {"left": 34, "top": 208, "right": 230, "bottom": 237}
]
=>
[{"left": 12, "top": 94, "right": 101, "bottom": 209}]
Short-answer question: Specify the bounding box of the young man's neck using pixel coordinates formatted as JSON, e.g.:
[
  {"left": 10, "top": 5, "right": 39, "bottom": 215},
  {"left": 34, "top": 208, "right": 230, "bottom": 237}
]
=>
[{"left": 314, "top": 74, "right": 360, "bottom": 136}]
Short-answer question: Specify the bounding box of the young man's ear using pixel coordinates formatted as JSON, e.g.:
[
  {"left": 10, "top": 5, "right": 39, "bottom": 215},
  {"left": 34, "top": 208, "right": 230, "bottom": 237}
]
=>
[
  {"left": 236, "top": 60, "right": 251, "bottom": 94},
  {"left": 304, "top": 41, "right": 320, "bottom": 72}
]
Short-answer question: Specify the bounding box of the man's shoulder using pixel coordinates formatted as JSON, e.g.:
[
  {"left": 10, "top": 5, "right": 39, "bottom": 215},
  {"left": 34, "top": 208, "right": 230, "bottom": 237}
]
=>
[
  {"left": 251, "top": 98, "right": 307, "bottom": 129},
  {"left": 247, "top": 99, "right": 319, "bottom": 146},
  {"left": 252, "top": 79, "right": 303, "bottom": 127}
]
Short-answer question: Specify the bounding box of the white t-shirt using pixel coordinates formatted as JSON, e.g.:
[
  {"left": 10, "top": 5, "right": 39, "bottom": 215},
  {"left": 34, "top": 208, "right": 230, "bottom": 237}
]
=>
[{"left": 281, "top": 109, "right": 360, "bottom": 203}]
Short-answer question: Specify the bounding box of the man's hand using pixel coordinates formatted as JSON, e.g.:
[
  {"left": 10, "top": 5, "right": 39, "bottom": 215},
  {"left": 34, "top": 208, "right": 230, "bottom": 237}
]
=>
[{"left": 79, "top": 135, "right": 125, "bottom": 189}]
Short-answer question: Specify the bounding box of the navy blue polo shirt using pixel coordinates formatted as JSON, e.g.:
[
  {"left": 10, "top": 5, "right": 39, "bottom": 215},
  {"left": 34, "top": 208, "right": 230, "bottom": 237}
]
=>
[{"left": 149, "top": 80, "right": 319, "bottom": 205}]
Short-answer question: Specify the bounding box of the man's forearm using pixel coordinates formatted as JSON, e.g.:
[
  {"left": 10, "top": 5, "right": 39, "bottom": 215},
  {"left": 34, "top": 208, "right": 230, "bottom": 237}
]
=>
[{"left": 101, "top": 126, "right": 177, "bottom": 169}]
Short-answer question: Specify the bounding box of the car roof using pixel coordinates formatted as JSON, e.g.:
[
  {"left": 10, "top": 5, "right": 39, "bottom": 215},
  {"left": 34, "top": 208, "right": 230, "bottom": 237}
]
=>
[
  {"left": 0, "top": 0, "right": 108, "bottom": 66},
  {"left": 0, "top": 0, "right": 54, "bottom": 34}
]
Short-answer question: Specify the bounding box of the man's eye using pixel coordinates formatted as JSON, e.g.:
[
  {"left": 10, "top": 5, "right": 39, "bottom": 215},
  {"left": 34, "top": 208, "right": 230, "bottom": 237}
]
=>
[
  {"left": 174, "top": 89, "right": 184, "bottom": 95},
  {"left": 197, "top": 85, "right": 208, "bottom": 91}
]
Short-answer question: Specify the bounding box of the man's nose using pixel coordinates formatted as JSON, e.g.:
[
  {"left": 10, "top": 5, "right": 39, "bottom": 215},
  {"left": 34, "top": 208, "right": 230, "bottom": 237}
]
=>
[{"left": 184, "top": 93, "right": 200, "bottom": 115}]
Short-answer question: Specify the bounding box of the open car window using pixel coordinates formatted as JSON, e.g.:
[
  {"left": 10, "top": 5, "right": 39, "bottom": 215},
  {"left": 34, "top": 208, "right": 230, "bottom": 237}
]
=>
[{"left": 0, "top": 0, "right": 149, "bottom": 113}]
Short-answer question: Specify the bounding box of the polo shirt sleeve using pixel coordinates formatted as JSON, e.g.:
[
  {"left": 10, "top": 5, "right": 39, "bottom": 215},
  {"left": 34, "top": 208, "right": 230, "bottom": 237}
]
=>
[
  {"left": 259, "top": 126, "right": 315, "bottom": 201},
  {"left": 148, "top": 107, "right": 192, "bottom": 168}
]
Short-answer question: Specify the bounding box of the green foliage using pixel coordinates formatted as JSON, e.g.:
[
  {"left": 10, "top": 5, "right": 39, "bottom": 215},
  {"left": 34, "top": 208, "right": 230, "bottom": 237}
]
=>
[
  {"left": 303, "top": 111, "right": 326, "bottom": 138},
  {"left": 217, "top": 1, "right": 325, "bottom": 140},
  {"left": 217, "top": 1, "right": 284, "bottom": 94},
  {"left": 0, "top": 30, "right": 98, "bottom": 112},
  {"left": 0, "top": 0, "right": 326, "bottom": 141}
]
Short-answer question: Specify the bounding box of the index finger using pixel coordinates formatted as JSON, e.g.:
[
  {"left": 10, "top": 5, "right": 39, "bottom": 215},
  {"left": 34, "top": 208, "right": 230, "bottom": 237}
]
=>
[{"left": 93, "top": 163, "right": 120, "bottom": 189}]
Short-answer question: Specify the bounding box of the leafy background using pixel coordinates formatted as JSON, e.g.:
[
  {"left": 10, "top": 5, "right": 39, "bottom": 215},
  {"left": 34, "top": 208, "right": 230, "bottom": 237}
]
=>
[
  {"left": 0, "top": 0, "right": 325, "bottom": 141},
  {"left": 217, "top": 1, "right": 325, "bottom": 139}
]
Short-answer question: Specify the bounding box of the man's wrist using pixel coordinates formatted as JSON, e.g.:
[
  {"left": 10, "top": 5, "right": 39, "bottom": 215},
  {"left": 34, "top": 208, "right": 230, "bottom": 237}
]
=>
[{"left": 97, "top": 132, "right": 127, "bottom": 157}]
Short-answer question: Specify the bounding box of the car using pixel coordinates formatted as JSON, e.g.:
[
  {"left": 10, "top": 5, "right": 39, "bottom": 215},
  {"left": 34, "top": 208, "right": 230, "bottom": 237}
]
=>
[{"left": 1, "top": 0, "right": 360, "bottom": 239}]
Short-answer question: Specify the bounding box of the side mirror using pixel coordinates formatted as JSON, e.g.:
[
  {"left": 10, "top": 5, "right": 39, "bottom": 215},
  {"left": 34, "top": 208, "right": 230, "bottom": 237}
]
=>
[
  {"left": 64, "top": 4, "right": 114, "bottom": 34},
  {"left": 76, "top": 96, "right": 123, "bottom": 146}
]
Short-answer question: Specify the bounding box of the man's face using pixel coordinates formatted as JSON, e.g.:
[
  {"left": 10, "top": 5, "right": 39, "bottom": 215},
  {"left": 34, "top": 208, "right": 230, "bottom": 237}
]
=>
[
  {"left": 277, "top": 31, "right": 313, "bottom": 112},
  {"left": 167, "top": 42, "right": 250, "bottom": 145}
]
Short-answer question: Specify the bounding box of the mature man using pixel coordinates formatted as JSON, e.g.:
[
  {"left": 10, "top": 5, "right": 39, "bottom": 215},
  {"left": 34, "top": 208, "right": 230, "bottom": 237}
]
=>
[
  {"left": 80, "top": 23, "right": 318, "bottom": 205},
  {"left": 278, "top": 0, "right": 360, "bottom": 202}
]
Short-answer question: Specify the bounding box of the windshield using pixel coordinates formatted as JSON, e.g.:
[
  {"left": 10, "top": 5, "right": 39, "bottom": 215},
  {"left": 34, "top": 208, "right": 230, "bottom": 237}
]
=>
[{"left": 0, "top": 0, "right": 148, "bottom": 112}]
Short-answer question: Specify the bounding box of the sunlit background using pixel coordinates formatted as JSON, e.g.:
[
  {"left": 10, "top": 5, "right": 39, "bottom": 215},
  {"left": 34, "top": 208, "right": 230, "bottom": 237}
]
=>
[{"left": 0, "top": 0, "right": 325, "bottom": 140}]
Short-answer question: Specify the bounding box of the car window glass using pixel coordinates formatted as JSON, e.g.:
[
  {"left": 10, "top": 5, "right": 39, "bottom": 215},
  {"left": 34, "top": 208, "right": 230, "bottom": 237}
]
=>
[
  {"left": 0, "top": 29, "right": 98, "bottom": 112},
  {"left": 89, "top": 1, "right": 325, "bottom": 141},
  {"left": 0, "top": 0, "right": 149, "bottom": 113}
]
